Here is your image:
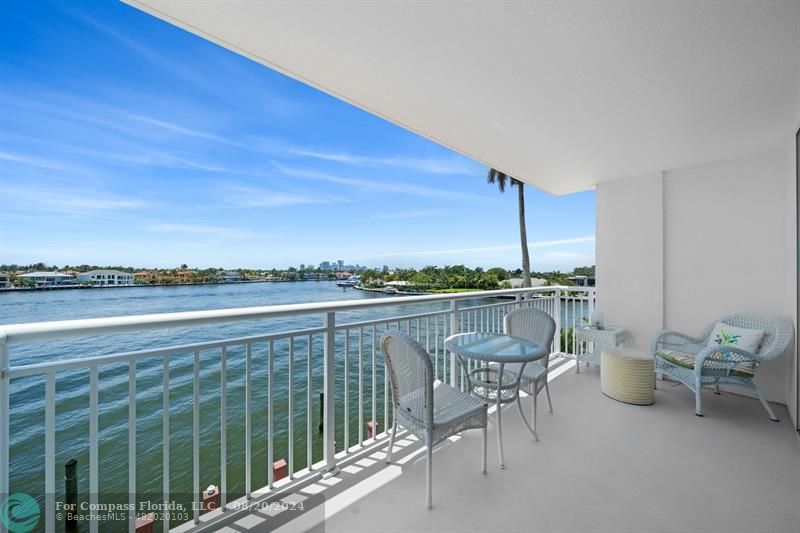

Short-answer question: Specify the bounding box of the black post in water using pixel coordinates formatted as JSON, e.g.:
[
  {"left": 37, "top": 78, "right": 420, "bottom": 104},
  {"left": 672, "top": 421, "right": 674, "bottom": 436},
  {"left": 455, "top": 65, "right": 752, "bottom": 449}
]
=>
[
  {"left": 64, "top": 459, "right": 78, "bottom": 533},
  {"left": 318, "top": 391, "right": 324, "bottom": 432}
]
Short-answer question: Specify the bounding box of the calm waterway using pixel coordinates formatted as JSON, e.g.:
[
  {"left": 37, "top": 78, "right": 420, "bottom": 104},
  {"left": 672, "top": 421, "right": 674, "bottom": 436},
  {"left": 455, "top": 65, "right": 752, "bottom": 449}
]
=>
[{"left": 2, "top": 281, "right": 505, "bottom": 531}]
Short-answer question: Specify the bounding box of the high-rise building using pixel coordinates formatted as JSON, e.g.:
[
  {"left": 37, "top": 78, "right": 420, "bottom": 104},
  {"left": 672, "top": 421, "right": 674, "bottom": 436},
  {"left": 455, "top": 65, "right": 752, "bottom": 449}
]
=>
[
  {"left": 319, "top": 261, "right": 331, "bottom": 270},
  {"left": 382, "top": 265, "right": 389, "bottom": 273},
  {"left": 337, "top": 259, "right": 344, "bottom": 271},
  {"left": 299, "top": 264, "right": 305, "bottom": 271}
]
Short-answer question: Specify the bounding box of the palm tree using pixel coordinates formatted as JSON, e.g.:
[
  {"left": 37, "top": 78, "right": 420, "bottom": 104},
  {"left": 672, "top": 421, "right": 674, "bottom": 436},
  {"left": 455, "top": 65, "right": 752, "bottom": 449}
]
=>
[{"left": 487, "top": 169, "right": 531, "bottom": 288}]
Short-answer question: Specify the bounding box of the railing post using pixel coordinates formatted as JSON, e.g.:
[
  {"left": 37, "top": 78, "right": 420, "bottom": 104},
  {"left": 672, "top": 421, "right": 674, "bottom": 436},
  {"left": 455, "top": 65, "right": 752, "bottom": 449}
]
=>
[
  {"left": 554, "top": 289, "right": 562, "bottom": 353},
  {"left": 449, "top": 300, "right": 458, "bottom": 387},
  {"left": 0, "top": 336, "right": 8, "bottom": 527},
  {"left": 322, "top": 312, "right": 339, "bottom": 477}
]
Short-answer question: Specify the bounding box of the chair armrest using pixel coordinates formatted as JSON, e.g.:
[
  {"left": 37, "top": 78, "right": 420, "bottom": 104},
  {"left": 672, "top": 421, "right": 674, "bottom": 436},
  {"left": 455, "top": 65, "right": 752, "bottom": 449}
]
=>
[
  {"left": 649, "top": 330, "right": 704, "bottom": 355},
  {"left": 694, "top": 345, "right": 760, "bottom": 376}
]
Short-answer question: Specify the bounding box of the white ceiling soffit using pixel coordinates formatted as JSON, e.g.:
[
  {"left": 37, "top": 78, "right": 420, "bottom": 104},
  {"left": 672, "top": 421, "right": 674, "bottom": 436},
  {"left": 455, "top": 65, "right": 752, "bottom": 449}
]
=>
[{"left": 125, "top": 1, "right": 800, "bottom": 195}]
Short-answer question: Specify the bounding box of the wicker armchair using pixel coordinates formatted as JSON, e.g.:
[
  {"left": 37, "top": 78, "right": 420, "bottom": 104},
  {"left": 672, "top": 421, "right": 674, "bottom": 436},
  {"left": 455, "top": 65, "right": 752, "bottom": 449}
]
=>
[
  {"left": 381, "top": 331, "right": 488, "bottom": 509},
  {"left": 500, "top": 307, "right": 556, "bottom": 440},
  {"left": 650, "top": 313, "right": 793, "bottom": 420}
]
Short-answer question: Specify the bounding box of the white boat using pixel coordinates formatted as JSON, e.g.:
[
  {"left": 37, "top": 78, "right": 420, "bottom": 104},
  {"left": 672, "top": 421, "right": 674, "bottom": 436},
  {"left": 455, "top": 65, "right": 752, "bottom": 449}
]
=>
[
  {"left": 336, "top": 275, "right": 361, "bottom": 288},
  {"left": 383, "top": 287, "right": 398, "bottom": 294}
]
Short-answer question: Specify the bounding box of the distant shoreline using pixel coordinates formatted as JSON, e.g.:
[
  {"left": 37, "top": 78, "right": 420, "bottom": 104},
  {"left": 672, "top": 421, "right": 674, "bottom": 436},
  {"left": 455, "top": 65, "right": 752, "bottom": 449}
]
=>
[{"left": 0, "top": 278, "right": 337, "bottom": 293}]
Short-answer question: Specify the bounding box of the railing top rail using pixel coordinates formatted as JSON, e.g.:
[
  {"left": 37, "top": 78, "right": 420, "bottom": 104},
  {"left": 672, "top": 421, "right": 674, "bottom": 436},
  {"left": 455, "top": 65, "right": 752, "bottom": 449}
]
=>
[{"left": 0, "top": 285, "right": 593, "bottom": 345}]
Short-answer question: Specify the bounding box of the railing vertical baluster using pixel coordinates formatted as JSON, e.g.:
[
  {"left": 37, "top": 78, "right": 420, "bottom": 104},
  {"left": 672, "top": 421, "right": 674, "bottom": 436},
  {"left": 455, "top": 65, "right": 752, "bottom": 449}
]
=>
[
  {"left": 89, "top": 365, "right": 99, "bottom": 533},
  {"left": 449, "top": 300, "right": 458, "bottom": 387},
  {"left": 128, "top": 359, "right": 136, "bottom": 533},
  {"left": 45, "top": 371, "right": 55, "bottom": 533},
  {"left": 192, "top": 351, "right": 200, "bottom": 525},
  {"left": 0, "top": 342, "right": 8, "bottom": 515},
  {"left": 307, "top": 335, "right": 312, "bottom": 470},
  {"left": 358, "top": 327, "right": 364, "bottom": 446},
  {"left": 245, "top": 343, "right": 252, "bottom": 498},
  {"left": 433, "top": 316, "right": 438, "bottom": 380},
  {"left": 384, "top": 323, "right": 389, "bottom": 434},
  {"left": 162, "top": 356, "right": 170, "bottom": 533},
  {"left": 220, "top": 346, "right": 227, "bottom": 510},
  {"left": 554, "top": 289, "right": 562, "bottom": 353},
  {"left": 371, "top": 325, "right": 376, "bottom": 441},
  {"left": 416, "top": 319, "right": 421, "bottom": 342},
  {"left": 322, "top": 312, "right": 338, "bottom": 475},
  {"left": 425, "top": 317, "right": 430, "bottom": 353},
  {"left": 288, "top": 337, "right": 295, "bottom": 476},
  {"left": 343, "top": 331, "right": 348, "bottom": 453},
  {"left": 268, "top": 340, "right": 274, "bottom": 488}
]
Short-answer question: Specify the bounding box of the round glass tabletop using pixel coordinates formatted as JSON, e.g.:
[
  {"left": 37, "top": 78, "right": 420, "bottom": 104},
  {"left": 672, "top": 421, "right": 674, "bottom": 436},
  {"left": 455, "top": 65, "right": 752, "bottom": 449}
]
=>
[{"left": 444, "top": 332, "right": 543, "bottom": 363}]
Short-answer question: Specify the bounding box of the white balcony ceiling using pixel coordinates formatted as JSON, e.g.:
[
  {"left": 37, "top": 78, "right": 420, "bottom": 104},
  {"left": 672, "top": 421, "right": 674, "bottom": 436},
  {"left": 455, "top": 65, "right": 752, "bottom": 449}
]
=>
[{"left": 126, "top": 1, "right": 800, "bottom": 195}]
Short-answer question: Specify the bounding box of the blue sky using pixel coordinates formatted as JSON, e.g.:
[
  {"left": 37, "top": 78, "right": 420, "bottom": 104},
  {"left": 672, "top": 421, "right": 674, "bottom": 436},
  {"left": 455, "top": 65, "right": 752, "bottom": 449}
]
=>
[{"left": 0, "top": 1, "right": 595, "bottom": 271}]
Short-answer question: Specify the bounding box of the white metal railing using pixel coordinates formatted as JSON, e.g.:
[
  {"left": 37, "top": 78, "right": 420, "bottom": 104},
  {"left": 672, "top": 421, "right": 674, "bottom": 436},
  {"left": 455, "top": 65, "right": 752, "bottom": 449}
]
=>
[{"left": 0, "top": 285, "right": 595, "bottom": 532}]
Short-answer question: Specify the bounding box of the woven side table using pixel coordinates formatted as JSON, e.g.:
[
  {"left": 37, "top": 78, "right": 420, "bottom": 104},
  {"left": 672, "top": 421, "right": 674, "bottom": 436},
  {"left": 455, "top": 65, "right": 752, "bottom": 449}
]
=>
[{"left": 600, "top": 347, "right": 655, "bottom": 405}]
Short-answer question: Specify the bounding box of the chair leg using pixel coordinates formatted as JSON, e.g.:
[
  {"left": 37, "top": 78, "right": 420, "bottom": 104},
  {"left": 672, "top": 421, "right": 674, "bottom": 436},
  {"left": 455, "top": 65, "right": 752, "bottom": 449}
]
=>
[
  {"left": 714, "top": 384, "right": 721, "bottom": 395},
  {"left": 544, "top": 380, "right": 553, "bottom": 413},
  {"left": 426, "top": 444, "right": 433, "bottom": 509},
  {"left": 385, "top": 418, "right": 398, "bottom": 463},
  {"left": 532, "top": 387, "right": 539, "bottom": 441},
  {"left": 481, "top": 425, "right": 487, "bottom": 475},
  {"left": 515, "top": 394, "right": 537, "bottom": 439},
  {"left": 695, "top": 376, "right": 704, "bottom": 417},
  {"left": 754, "top": 385, "right": 779, "bottom": 422}
]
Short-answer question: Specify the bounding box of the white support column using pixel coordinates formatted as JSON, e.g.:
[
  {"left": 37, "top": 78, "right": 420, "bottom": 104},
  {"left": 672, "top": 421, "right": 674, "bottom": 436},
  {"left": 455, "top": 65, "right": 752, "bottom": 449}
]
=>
[{"left": 322, "top": 312, "right": 339, "bottom": 477}]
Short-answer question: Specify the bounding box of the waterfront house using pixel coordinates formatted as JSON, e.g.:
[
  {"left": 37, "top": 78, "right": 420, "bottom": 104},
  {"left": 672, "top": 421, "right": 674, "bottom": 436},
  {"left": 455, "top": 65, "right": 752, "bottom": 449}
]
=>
[
  {"left": 18, "top": 271, "right": 75, "bottom": 287},
  {"left": 216, "top": 270, "right": 241, "bottom": 283},
  {"left": 76, "top": 270, "right": 135, "bottom": 287},
  {"left": 2, "top": 3, "right": 799, "bottom": 533},
  {"left": 567, "top": 275, "right": 595, "bottom": 287},
  {"left": 0, "top": 274, "right": 8, "bottom": 289}
]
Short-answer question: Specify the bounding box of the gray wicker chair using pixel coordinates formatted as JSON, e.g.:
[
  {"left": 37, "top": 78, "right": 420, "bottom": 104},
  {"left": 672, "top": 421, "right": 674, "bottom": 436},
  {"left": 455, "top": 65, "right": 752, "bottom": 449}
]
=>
[
  {"left": 499, "top": 307, "right": 556, "bottom": 440},
  {"left": 381, "top": 331, "right": 488, "bottom": 509},
  {"left": 650, "top": 313, "right": 793, "bottom": 420}
]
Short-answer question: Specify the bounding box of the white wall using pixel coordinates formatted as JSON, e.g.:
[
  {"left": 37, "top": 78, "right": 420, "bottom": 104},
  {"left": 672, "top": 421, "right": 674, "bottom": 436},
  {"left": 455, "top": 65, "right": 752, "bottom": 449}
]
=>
[
  {"left": 596, "top": 173, "right": 664, "bottom": 348},
  {"left": 597, "top": 143, "right": 797, "bottom": 422}
]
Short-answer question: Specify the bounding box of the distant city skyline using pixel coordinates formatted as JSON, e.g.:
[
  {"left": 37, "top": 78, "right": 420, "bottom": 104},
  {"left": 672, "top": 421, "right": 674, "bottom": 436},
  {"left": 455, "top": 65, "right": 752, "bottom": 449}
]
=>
[{"left": 0, "top": 2, "right": 595, "bottom": 272}]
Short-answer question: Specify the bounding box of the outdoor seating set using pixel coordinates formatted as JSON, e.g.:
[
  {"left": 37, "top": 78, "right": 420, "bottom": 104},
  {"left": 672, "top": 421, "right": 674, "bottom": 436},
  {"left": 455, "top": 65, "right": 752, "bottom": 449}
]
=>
[
  {"left": 381, "top": 307, "right": 555, "bottom": 508},
  {"left": 380, "top": 309, "right": 793, "bottom": 508}
]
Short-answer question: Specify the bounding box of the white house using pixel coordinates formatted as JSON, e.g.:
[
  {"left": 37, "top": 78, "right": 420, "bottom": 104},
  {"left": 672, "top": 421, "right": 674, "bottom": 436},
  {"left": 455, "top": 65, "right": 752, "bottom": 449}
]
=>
[
  {"left": 216, "top": 270, "right": 241, "bottom": 283},
  {"left": 76, "top": 270, "right": 134, "bottom": 286},
  {"left": 19, "top": 272, "right": 75, "bottom": 287}
]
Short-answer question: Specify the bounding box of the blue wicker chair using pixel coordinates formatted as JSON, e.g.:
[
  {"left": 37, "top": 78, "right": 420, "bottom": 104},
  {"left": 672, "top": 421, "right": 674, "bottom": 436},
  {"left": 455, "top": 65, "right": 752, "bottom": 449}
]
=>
[
  {"left": 499, "top": 307, "right": 556, "bottom": 440},
  {"left": 381, "top": 331, "right": 488, "bottom": 509},
  {"left": 650, "top": 313, "right": 793, "bottom": 420}
]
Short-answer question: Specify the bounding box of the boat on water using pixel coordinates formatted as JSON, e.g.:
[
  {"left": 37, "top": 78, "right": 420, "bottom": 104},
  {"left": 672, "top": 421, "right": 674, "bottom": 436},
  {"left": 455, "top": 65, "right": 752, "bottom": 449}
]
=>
[
  {"left": 336, "top": 275, "right": 361, "bottom": 288},
  {"left": 383, "top": 287, "right": 399, "bottom": 294}
]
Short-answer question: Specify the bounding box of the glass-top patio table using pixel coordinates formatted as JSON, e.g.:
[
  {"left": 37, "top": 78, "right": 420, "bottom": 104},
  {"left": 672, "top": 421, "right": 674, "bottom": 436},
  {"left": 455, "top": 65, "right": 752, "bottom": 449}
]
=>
[{"left": 445, "top": 332, "right": 544, "bottom": 469}]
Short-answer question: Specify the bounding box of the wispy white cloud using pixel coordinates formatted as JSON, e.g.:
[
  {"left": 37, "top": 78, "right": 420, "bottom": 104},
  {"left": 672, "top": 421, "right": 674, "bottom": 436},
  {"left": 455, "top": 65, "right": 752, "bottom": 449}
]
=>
[
  {"left": 146, "top": 223, "right": 255, "bottom": 240},
  {"left": 357, "top": 236, "right": 596, "bottom": 259},
  {"left": 222, "top": 185, "right": 348, "bottom": 208},
  {"left": 369, "top": 209, "right": 445, "bottom": 220},
  {"left": 0, "top": 150, "right": 88, "bottom": 174},
  {"left": 273, "top": 163, "right": 480, "bottom": 201},
  {"left": 3, "top": 185, "right": 154, "bottom": 213},
  {"left": 287, "top": 147, "right": 476, "bottom": 175}
]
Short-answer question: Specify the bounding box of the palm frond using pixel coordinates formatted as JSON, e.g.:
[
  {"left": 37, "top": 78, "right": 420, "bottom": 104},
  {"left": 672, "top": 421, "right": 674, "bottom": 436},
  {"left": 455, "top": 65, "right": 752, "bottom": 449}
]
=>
[{"left": 487, "top": 168, "right": 508, "bottom": 192}]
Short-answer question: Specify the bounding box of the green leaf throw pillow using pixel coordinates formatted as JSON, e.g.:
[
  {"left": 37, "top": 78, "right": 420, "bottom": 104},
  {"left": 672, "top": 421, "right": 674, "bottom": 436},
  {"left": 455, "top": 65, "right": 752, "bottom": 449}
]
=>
[{"left": 706, "top": 322, "right": 765, "bottom": 355}]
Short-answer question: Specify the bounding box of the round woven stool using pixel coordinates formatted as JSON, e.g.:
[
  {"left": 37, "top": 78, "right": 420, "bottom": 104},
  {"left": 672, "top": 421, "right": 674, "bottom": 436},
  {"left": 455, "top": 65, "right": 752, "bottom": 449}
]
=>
[{"left": 600, "top": 347, "right": 655, "bottom": 405}]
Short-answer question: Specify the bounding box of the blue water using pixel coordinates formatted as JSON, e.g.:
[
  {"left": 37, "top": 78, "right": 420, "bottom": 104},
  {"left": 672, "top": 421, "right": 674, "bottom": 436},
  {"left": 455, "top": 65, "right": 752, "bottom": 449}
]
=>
[{"left": 1, "top": 281, "right": 496, "bottom": 531}]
